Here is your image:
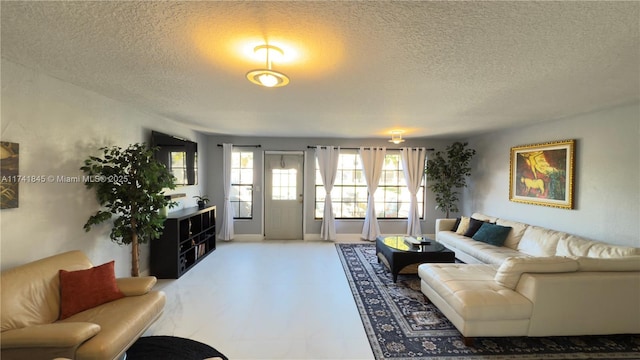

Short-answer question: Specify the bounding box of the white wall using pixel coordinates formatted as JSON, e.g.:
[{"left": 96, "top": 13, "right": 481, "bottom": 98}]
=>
[
  {"left": 206, "top": 135, "right": 455, "bottom": 240},
  {"left": 0, "top": 59, "right": 206, "bottom": 276},
  {"left": 465, "top": 103, "right": 640, "bottom": 247}
]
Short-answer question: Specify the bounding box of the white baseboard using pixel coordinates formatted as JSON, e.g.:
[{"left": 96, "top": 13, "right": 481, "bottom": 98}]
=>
[
  {"left": 221, "top": 233, "right": 434, "bottom": 243},
  {"left": 304, "top": 233, "right": 374, "bottom": 243},
  {"left": 225, "top": 233, "right": 367, "bottom": 242},
  {"left": 226, "top": 234, "right": 265, "bottom": 242}
]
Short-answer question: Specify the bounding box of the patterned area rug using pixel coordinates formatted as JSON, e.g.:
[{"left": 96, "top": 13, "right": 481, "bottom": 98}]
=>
[{"left": 336, "top": 243, "right": 640, "bottom": 360}]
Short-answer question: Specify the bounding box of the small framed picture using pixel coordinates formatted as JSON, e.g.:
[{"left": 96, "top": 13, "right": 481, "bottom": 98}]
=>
[
  {"left": 1, "top": 142, "right": 20, "bottom": 209},
  {"left": 509, "top": 139, "right": 575, "bottom": 209}
]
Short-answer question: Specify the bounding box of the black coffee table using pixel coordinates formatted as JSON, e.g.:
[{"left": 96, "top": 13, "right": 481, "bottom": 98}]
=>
[{"left": 376, "top": 235, "right": 455, "bottom": 282}]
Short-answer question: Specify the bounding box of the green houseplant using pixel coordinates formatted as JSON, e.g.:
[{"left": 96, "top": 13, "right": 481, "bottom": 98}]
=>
[
  {"left": 194, "top": 195, "right": 209, "bottom": 209},
  {"left": 425, "top": 141, "right": 476, "bottom": 218},
  {"left": 81, "top": 143, "right": 176, "bottom": 276}
]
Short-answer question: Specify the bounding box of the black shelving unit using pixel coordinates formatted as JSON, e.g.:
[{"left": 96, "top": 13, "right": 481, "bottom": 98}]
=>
[{"left": 150, "top": 206, "right": 216, "bottom": 279}]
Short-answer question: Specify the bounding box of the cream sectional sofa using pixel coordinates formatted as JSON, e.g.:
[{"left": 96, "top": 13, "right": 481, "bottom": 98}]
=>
[
  {"left": 435, "top": 212, "right": 639, "bottom": 264},
  {"left": 1, "top": 250, "right": 166, "bottom": 360},
  {"left": 418, "top": 213, "right": 640, "bottom": 342}
]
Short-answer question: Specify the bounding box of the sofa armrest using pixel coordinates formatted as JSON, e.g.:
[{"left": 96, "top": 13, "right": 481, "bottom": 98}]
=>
[
  {"left": 435, "top": 218, "right": 457, "bottom": 233},
  {"left": 116, "top": 276, "right": 158, "bottom": 296},
  {"left": 0, "top": 322, "right": 100, "bottom": 349}
]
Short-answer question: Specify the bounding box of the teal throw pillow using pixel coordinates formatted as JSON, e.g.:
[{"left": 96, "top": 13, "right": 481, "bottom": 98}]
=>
[{"left": 472, "top": 222, "right": 512, "bottom": 246}]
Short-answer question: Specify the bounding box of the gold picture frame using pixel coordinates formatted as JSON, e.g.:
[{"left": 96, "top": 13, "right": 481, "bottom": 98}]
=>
[
  {"left": 509, "top": 139, "right": 575, "bottom": 209},
  {"left": 1, "top": 142, "right": 19, "bottom": 209}
]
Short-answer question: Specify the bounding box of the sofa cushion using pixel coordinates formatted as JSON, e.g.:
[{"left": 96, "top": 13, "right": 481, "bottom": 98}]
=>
[
  {"left": 587, "top": 242, "right": 640, "bottom": 258},
  {"left": 455, "top": 216, "right": 471, "bottom": 235},
  {"left": 472, "top": 222, "right": 512, "bottom": 247},
  {"left": 554, "top": 235, "right": 594, "bottom": 256},
  {"left": 555, "top": 236, "right": 639, "bottom": 258},
  {"left": 463, "top": 217, "right": 486, "bottom": 237},
  {"left": 517, "top": 226, "right": 568, "bottom": 257},
  {"left": 494, "top": 256, "right": 579, "bottom": 289},
  {"left": 438, "top": 231, "right": 524, "bottom": 265},
  {"left": 574, "top": 256, "right": 640, "bottom": 272},
  {"left": 495, "top": 218, "right": 528, "bottom": 250},
  {"left": 419, "top": 263, "right": 532, "bottom": 321},
  {"left": 59, "top": 261, "right": 124, "bottom": 320},
  {"left": 471, "top": 212, "right": 498, "bottom": 223}
]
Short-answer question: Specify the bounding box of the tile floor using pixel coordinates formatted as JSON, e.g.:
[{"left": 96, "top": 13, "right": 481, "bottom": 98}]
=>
[{"left": 146, "top": 240, "right": 375, "bottom": 360}]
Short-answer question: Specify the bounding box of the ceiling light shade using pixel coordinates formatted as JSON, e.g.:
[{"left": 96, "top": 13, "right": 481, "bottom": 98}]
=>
[
  {"left": 388, "top": 130, "right": 406, "bottom": 144},
  {"left": 246, "top": 45, "right": 290, "bottom": 88},
  {"left": 246, "top": 69, "right": 289, "bottom": 87}
]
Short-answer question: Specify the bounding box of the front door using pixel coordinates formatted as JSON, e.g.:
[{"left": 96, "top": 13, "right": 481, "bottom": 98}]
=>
[{"left": 264, "top": 152, "right": 304, "bottom": 239}]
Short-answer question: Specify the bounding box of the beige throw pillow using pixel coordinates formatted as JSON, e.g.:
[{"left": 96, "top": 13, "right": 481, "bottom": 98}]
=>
[{"left": 455, "top": 216, "right": 470, "bottom": 235}]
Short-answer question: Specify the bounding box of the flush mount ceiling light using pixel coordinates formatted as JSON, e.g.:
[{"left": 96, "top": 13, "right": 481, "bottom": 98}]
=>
[
  {"left": 388, "top": 130, "right": 406, "bottom": 144},
  {"left": 246, "top": 44, "right": 290, "bottom": 88}
]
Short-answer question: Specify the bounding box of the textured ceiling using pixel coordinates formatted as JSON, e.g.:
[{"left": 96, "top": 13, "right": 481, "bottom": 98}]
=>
[{"left": 1, "top": 1, "right": 639, "bottom": 139}]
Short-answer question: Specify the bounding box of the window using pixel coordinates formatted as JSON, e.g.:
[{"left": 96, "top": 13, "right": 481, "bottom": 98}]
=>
[
  {"left": 315, "top": 150, "right": 425, "bottom": 219},
  {"left": 378, "top": 153, "right": 425, "bottom": 218},
  {"left": 315, "top": 153, "right": 367, "bottom": 218},
  {"left": 231, "top": 151, "right": 253, "bottom": 219},
  {"left": 272, "top": 169, "right": 298, "bottom": 200}
]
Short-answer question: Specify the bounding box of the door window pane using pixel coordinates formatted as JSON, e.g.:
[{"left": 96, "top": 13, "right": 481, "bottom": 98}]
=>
[{"left": 272, "top": 169, "right": 297, "bottom": 200}]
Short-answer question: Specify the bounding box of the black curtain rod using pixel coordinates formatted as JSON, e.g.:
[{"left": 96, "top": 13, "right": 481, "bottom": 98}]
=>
[
  {"left": 307, "top": 146, "right": 434, "bottom": 151},
  {"left": 217, "top": 144, "right": 261, "bottom": 148}
]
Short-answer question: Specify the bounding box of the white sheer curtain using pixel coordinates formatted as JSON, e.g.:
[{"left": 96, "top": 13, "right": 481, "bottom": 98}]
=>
[
  {"left": 401, "top": 147, "right": 427, "bottom": 236},
  {"left": 360, "top": 147, "right": 386, "bottom": 241},
  {"left": 316, "top": 146, "right": 340, "bottom": 241},
  {"left": 218, "top": 143, "right": 234, "bottom": 241}
]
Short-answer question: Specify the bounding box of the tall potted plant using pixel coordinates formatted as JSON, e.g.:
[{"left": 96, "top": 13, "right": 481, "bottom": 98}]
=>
[
  {"left": 425, "top": 141, "right": 476, "bottom": 218},
  {"left": 81, "top": 143, "right": 176, "bottom": 276}
]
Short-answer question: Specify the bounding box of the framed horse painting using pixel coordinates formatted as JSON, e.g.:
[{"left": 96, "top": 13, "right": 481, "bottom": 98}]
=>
[{"left": 509, "top": 139, "right": 575, "bottom": 209}]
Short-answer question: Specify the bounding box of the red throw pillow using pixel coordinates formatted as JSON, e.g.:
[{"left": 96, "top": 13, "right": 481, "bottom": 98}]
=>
[{"left": 59, "top": 260, "right": 125, "bottom": 320}]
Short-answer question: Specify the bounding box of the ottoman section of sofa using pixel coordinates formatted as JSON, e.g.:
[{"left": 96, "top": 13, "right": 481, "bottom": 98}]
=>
[{"left": 418, "top": 263, "right": 532, "bottom": 337}]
